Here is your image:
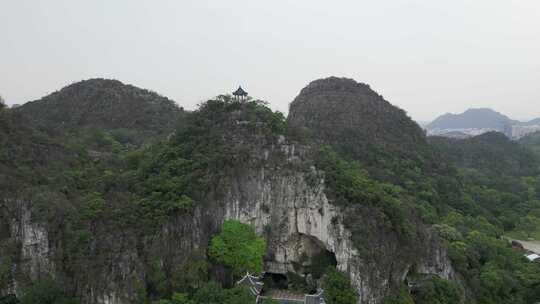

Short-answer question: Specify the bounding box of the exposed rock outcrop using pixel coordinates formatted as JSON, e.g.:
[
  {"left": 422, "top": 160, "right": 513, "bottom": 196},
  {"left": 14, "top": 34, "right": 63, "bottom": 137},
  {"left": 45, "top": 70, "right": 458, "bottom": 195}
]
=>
[
  {"left": 1, "top": 79, "right": 458, "bottom": 304},
  {"left": 2, "top": 137, "right": 454, "bottom": 303}
]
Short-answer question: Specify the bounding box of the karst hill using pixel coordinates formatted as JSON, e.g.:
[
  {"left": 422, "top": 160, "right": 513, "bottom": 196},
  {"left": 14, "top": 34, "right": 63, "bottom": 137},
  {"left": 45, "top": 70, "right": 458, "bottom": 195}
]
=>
[
  {"left": 289, "top": 77, "right": 455, "bottom": 196},
  {"left": 288, "top": 77, "right": 426, "bottom": 154},
  {"left": 1, "top": 77, "right": 539, "bottom": 304},
  {"left": 16, "top": 78, "right": 184, "bottom": 136}
]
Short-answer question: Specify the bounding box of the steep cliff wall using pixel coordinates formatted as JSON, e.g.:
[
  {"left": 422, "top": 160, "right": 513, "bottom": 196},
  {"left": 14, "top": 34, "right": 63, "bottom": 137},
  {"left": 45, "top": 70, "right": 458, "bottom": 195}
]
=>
[
  {"left": 218, "top": 141, "right": 455, "bottom": 303},
  {"left": 2, "top": 137, "right": 454, "bottom": 304},
  {"left": 0, "top": 86, "right": 459, "bottom": 304}
]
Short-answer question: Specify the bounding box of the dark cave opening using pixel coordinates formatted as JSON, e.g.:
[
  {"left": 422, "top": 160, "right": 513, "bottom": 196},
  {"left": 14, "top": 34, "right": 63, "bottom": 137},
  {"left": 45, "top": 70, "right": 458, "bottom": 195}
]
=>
[
  {"left": 298, "top": 237, "right": 338, "bottom": 280},
  {"left": 263, "top": 272, "right": 289, "bottom": 290},
  {"left": 262, "top": 248, "right": 338, "bottom": 295},
  {"left": 311, "top": 248, "right": 338, "bottom": 276}
]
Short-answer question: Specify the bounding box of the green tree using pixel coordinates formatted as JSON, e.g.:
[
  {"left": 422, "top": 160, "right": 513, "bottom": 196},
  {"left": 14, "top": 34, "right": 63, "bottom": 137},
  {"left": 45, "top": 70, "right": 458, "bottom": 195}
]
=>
[
  {"left": 208, "top": 220, "right": 266, "bottom": 278},
  {"left": 191, "top": 282, "right": 224, "bottom": 304},
  {"left": 147, "top": 259, "right": 168, "bottom": 298},
  {"left": 322, "top": 267, "right": 357, "bottom": 304},
  {"left": 0, "top": 95, "right": 5, "bottom": 110},
  {"left": 413, "top": 277, "right": 461, "bottom": 304},
  {"left": 0, "top": 295, "right": 19, "bottom": 304},
  {"left": 515, "top": 215, "right": 540, "bottom": 238},
  {"left": 221, "top": 286, "right": 256, "bottom": 304},
  {"left": 154, "top": 293, "right": 194, "bottom": 304},
  {"left": 383, "top": 286, "right": 414, "bottom": 304},
  {"left": 0, "top": 257, "right": 12, "bottom": 291},
  {"left": 188, "top": 282, "right": 255, "bottom": 304},
  {"left": 171, "top": 253, "right": 209, "bottom": 292},
  {"left": 170, "top": 293, "right": 194, "bottom": 304},
  {"left": 19, "top": 278, "right": 79, "bottom": 304}
]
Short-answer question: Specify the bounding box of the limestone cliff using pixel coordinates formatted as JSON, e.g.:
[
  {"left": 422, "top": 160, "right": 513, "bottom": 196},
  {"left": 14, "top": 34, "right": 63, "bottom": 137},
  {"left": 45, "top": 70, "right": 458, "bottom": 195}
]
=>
[
  {"left": 0, "top": 81, "right": 458, "bottom": 304},
  {"left": 1, "top": 137, "right": 454, "bottom": 304}
]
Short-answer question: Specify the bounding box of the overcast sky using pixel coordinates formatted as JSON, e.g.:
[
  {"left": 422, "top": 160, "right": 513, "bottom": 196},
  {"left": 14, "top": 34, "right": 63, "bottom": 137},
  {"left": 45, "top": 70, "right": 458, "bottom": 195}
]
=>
[{"left": 1, "top": 0, "right": 539, "bottom": 122}]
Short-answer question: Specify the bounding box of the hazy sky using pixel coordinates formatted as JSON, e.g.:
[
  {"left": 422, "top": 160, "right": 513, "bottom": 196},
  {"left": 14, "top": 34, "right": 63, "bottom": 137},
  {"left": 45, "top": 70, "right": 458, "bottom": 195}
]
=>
[{"left": 1, "top": 0, "right": 539, "bottom": 121}]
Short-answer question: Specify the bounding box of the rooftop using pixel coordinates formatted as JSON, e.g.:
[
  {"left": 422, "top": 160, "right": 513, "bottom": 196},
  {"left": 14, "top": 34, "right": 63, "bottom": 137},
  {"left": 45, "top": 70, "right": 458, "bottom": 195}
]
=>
[
  {"left": 237, "top": 273, "right": 325, "bottom": 304},
  {"left": 526, "top": 253, "right": 540, "bottom": 262},
  {"left": 233, "top": 86, "right": 248, "bottom": 96}
]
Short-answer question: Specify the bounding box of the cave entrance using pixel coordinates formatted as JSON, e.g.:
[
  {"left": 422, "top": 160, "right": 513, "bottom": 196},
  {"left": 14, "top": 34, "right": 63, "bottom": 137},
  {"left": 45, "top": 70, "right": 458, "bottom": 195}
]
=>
[
  {"left": 294, "top": 235, "right": 337, "bottom": 280},
  {"left": 262, "top": 245, "right": 337, "bottom": 296},
  {"left": 263, "top": 272, "right": 289, "bottom": 290},
  {"left": 262, "top": 272, "right": 309, "bottom": 302},
  {"left": 312, "top": 249, "right": 337, "bottom": 279}
]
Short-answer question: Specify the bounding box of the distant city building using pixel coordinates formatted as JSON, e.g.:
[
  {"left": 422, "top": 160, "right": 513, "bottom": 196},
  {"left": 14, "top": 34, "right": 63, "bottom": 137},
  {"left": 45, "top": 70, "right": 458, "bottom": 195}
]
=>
[{"left": 511, "top": 125, "right": 540, "bottom": 139}]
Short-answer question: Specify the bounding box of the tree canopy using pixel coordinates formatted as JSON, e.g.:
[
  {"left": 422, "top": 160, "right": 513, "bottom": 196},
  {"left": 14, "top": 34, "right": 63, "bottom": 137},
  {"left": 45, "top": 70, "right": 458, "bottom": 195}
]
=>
[
  {"left": 321, "top": 267, "right": 357, "bottom": 304},
  {"left": 208, "top": 220, "right": 266, "bottom": 277}
]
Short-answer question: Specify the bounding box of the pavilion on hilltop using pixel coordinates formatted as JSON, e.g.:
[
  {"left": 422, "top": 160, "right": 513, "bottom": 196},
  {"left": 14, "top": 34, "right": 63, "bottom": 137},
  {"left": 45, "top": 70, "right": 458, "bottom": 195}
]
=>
[{"left": 233, "top": 86, "right": 248, "bottom": 101}]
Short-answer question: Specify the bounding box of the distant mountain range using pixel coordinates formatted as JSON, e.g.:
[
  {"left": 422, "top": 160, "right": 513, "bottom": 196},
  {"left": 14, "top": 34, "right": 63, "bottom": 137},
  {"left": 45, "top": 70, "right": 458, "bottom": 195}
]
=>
[{"left": 425, "top": 108, "right": 540, "bottom": 139}]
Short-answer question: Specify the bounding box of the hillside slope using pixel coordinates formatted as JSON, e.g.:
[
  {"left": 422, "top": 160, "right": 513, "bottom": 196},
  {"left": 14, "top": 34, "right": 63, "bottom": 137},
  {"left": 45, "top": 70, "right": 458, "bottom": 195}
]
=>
[
  {"left": 518, "top": 131, "right": 540, "bottom": 157},
  {"left": 17, "top": 79, "right": 184, "bottom": 136},
  {"left": 1, "top": 79, "right": 539, "bottom": 304},
  {"left": 288, "top": 77, "right": 459, "bottom": 209},
  {"left": 288, "top": 77, "right": 426, "bottom": 160},
  {"left": 1, "top": 89, "right": 456, "bottom": 304},
  {"left": 429, "top": 132, "right": 540, "bottom": 233},
  {"left": 429, "top": 132, "right": 539, "bottom": 177}
]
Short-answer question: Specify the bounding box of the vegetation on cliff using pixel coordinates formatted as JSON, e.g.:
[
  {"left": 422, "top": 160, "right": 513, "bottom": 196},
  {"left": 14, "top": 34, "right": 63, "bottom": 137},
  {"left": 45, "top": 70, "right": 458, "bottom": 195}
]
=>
[
  {"left": 321, "top": 268, "right": 357, "bottom": 304},
  {"left": 15, "top": 79, "right": 185, "bottom": 140},
  {"left": 430, "top": 132, "right": 540, "bottom": 235},
  {"left": 288, "top": 78, "right": 458, "bottom": 209},
  {"left": 1, "top": 92, "right": 288, "bottom": 303},
  {"left": 1, "top": 78, "right": 540, "bottom": 304},
  {"left": 208, "top": 220, "right": 266, "bottom": 277},
  {"left": 428, "top": 132, "right": 540, "bottom": 303},
  {"left": 125, "top": 95, "right": 286, "bottom": 225},
  {"left": 314, "top": 146, "right": 414, "bottom": 241},
  {"left": 519, "top": 131, "right": 540, "bottom": 157},
  {"left": 290, "top": 78, "right": 540, "bottom": 304}
]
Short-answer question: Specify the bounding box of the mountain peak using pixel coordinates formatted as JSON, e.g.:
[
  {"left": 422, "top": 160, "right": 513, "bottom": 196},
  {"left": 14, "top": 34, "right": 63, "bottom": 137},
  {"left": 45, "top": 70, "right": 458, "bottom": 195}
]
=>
[
  {"left": 298, "top": 76, "right": 379, "bottom": 98},
  {"left": 288, "top": 77, "right": 443, "bottom": 183},
  {"left": 427, "top": 107, "right": 514, "bottom": 132},
  {"left": 17, "top": 78, "right": 184, "bottom": 135}
]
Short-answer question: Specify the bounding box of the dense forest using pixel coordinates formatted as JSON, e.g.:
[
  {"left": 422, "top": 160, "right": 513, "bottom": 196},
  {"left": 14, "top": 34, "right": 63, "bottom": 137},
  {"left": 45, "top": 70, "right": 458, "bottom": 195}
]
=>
[
  {"left": 1, "top": 78, "right": 539, "bottom": 304},
  {"left": 519, "top": 132, "right": 540, "bottom": 158}
]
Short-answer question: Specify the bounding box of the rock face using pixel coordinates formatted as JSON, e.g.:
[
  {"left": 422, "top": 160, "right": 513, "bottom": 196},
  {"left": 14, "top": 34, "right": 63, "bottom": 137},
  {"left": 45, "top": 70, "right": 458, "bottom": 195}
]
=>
[
  {"left": 0, "top": 200, "right": 52, "bottom": 296},
  {"left": 220, "top": 161, "right": 455, "bottom": 303},
  {"left": 1, "top": 79, "right": 457, "bottom": 304},
  {"left": 11, "top": 202, "right": 52, "bottom": 281},
  {"left": 2, "top": 137, "right": 454, "bottom": 304}
]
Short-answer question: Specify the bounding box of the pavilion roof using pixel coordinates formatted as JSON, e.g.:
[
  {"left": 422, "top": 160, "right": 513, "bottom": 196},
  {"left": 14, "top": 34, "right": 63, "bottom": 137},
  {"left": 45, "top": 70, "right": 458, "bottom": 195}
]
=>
[{"left": 233, "top": 86, "right": 248, "bottom": 96}]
